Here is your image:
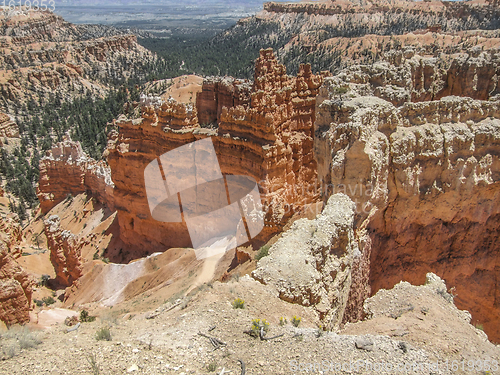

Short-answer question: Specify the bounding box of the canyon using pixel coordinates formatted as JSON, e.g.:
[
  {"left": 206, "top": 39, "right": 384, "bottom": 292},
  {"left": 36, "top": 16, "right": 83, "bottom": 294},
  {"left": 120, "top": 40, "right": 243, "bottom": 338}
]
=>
[
  {"left": 36, "top": 41, "right": 500, "bottom": 342},
  {"left": 0, "top": 1, "right": 499, "bottom": 365}
]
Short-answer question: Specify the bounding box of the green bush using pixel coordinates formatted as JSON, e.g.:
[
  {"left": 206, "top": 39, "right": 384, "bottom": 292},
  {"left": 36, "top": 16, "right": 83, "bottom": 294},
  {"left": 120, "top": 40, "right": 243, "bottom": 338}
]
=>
[
  {"left": 255, "top": 245, "right": 270, "bottom": 261},
  {"left": 232, "top": 298, "right": 245, "bottom": 309},
  {"left": 80, "top": 309, "right": 96, "bottom": 323},
  {"left": 42, "top": 296, "right": 55, "bottom": 305},
  {"left": 95, "top": 327, "right": 111, "bottom": 341},
  {"left": 38, "top": 274, "right": 50, "bottom": 287}
]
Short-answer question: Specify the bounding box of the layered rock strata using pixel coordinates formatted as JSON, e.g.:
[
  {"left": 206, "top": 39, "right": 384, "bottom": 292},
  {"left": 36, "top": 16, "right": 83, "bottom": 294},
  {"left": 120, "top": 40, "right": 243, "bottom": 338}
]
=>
[
  {"left": 37, "top": 140, "right": 114, "bottom": 213},
  {"left": 315, "top": 46, "right": 500, "bottom": 341},
  {"left": 0, "top": 10, "right": 154, "bottom": 113},
  {"left": 106, "top": 48, "right": 323, "bottom": 260}
]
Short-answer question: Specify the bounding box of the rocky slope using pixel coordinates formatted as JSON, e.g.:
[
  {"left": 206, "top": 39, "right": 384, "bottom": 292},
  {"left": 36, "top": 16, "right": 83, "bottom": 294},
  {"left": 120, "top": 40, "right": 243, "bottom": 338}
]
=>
[
  {"left": 0, "top": 272, "right": 498, "bottom": 374},
  {"left": 314, "top": 45, "right": 500, "bottom": 341},
  {"left": 253, "top": 194, "right": 358, "bottom": 331}
]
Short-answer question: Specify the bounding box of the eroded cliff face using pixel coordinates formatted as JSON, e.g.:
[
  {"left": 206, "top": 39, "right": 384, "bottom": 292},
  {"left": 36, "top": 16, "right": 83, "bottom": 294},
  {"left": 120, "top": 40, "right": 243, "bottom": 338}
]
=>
[
  {"left": 37, "top": 140, "right": 114, "bottom": 213},
  {"left": 315, "top": 46, "right": 500, "bottom": 341},
  {"left": 105, "top": 48, "right": 323, "bottom": 261},
  {"left": 0, "top": 243, "right": 34, "bottom": 326}
]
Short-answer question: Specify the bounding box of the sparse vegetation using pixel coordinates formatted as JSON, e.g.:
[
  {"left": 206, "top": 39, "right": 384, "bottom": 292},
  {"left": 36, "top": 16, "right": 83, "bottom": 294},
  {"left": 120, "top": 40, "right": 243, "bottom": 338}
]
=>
[
  {"left": 207, "top": 362, "right": 217, "bottom": 372},
  {"left": 255, "top": 245, "right": 270, "bottom": 261},
  {"left": 250, "top": 318, "right": 269, "bottom": 338},
  {"left": 279, "top": 317, "right": 287, "bottom": 326},
  {"left": 80, "top": 309, "right": 96, "bottom": 323},
  {"left": 38, "top": 274, "right": 50, "bottom": 287},
  {"left": 95, "top": 327, "right": 111, "bottom": 341},
  {"left": 292, "top": 315, "right": 302, "bottom": 327},
  {"left": 475, "top": 323, "right": 484, "bottom": 331},
  {"left": 437, "top": 288, "right": 454, "bottom": 303},
  {"left": 232, "top": 298, "right": 245, "bottom": 309},
  {"left": 18, "top": 327, "right": 42, "bottom": 349},
  {"left": 42, "top": 296, "right": 56, "bottom": 305},
  {"left": 0, "top": 326, "right": 42, "bottom": 359},
  {"left": 87, "top": 352, "right": 101, "bottom": 375}
]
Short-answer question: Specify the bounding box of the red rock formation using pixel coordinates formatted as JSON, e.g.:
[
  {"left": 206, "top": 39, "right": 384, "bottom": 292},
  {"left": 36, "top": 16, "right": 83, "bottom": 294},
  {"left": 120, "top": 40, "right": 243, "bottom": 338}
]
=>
[
  {"left": 196, "top": 77, "right": 251, "bottom": 125},
  {"left": 37, "top": 140, "right": 115, "bottom": 213},
  {"left": 105, "top": 48, "right": 323, "bottom": 261},
  {"left": 44, "top": 215, "right": 83, "bottom": 287},
  {"left": 0, "top": 243, "right": 34, "bottom": 326}
]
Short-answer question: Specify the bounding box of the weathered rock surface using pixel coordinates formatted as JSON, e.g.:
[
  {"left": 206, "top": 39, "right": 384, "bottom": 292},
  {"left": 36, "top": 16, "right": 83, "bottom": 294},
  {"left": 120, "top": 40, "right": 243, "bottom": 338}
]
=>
[
  {"left": 0, "top": 217, "right": 24, "bottom": 259},
  {"left": 44, "top": 215, "right": 83, "bottom": 287},
  {"left": 315, "top": 46, "right": 500, "bottom": 341},
  {"left": 37, "top": 140, "right": 114, "bottom": 213},
  {"left": 253, "top": 193, "right": 358, "bottom": 330},
  {"left": 0, "top": 242, "right": 34, "bottom": 326}
]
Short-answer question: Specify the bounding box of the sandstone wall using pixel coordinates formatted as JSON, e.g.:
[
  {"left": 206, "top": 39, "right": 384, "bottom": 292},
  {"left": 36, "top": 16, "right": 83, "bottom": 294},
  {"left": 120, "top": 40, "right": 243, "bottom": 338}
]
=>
[
  {"left": 315, "top": 47, "right": 500, "bottom": 341},
  {"left": 196, "top": 77, "right": 252, "bottom": 126},
  {"left": 44, "top": 215, "right": 83, "bottom": 287}
]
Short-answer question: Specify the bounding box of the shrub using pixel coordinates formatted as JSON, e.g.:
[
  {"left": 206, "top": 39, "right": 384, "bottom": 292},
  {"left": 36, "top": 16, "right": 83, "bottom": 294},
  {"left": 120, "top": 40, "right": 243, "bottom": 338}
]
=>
[
  {"left": 42, "top": 296, "right": 55, "bottom": 305},
  {"left": 279, "top": 317, "right": 287, "bottom": 326},
  {"left": 207, "top": 362, "right": 217, "bottom": 372},
  {"left": 80, "top": 309, "right": 96, "bottom": 323},
  {"left": 95, "top": 327, "right": 111, "bottom": 341},
  {"left": 232, "top": 298, "right": 245, "bottom": 309},
  {"left": 34, "top": 299, "right": 43, "bottom": 307},
  {"left": 18, "top": 327, "right": 42, "bottom": 349},
  {"left": 475, "top": 323, "right": 484, "bottom": 331},
  {"left": 38, "top": 274, "right": 50, "bottom": 287},
  {"left": 2, "top": 343, "right": 16, "bottom": 358},
  {"left": 102, "top": 258, "right": 110, "bottom": 264},
  {"left": 255, "top": 245, "right": 270, "bottom": 261},
  {"left": 250, "top": 319, "right": 269, "bottom": 337},
  {"left": 291, "top": 316, "right": 301, "bottom": 327}
]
